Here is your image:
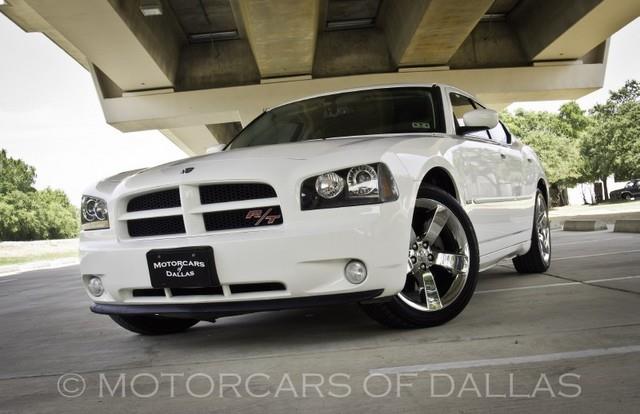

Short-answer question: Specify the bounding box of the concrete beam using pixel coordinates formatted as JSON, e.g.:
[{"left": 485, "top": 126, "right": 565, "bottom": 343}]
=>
[
  {"left": 381, "top": 0, "right": 494, "bottom": 67},
  {"left": 101, "top": 63, "right": 605, "bottom": 140},
  {"left": 510, "top": 0, "right": 640, "bottom": 61},
  {"left": 160, "top": 125, "right": 219, "bottom": 157},
  {"left": 16, "top": 0, "right": 185, "bottom": 91},
  {"left": 237, "top": 0, "right": 320, "bottom": 78},
  {"left": 0, "top": 0, "right": 88, "bottom": 68},
  {"left": 313, "top": 28, "right": 392, "bottom": 78},
  {"left": 207, "top": 122, "right": 243, "bottom": 145},
  {"left": 175, "top": 40, "right": 260, "bottom": 91},
  {"left": 449, "top": 21, "right": 528, "bottom": 69}
]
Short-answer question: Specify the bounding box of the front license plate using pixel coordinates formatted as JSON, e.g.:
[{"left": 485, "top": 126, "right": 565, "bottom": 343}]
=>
[{"left": 146, "top": 246, "right": 219, "bottom": 288}]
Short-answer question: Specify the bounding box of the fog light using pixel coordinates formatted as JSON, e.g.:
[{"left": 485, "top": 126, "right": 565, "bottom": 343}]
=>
[
  {"left": 345, "top": 260, "right": 367, "bottom": 284},
  {"left": 87, "top": 276, "right": 104, "bottom": 297}
]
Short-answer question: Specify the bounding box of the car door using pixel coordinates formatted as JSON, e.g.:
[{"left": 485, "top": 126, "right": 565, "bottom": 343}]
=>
[
  {"left": 447, "top": 92, "right": 525, "bottom": 256},
  {"left": 484, "top": 120, "right": 531, "bottom": 236}
]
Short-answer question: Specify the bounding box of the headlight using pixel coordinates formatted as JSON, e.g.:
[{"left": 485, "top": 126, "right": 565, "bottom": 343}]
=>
[
  {"left": 81, "top": 195, "right": 110, "bottom": 230},
  {"left": 301, "top": 163, "right": 398, "bottom": 210}
]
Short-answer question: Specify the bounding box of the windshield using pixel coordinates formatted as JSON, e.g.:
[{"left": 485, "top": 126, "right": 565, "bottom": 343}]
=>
[{"left": 228, "top": 87, "right": 442, "bottom": 149}]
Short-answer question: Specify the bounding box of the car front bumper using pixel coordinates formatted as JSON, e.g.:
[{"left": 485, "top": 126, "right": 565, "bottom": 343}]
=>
[{"left": 80, "top": 202, "right": 410, "bottom": 313}]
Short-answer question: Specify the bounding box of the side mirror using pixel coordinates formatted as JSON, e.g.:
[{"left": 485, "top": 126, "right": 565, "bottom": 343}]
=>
[
  {"left": 205, "top": 144, "right": 226, "bottom": 154},
  {"left": 462, "top": 109, "right": 499, "bottom": 130}
]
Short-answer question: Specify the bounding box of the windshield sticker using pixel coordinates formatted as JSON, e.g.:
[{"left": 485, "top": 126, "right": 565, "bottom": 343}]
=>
[{"left": 412, "top": 121, "right": 431, "bottom": 129}]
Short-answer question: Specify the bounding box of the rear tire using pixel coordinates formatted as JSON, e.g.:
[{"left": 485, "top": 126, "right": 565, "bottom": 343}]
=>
[
  {"left": 109, "top": 314, "right": 199, "bottom": 335},
  {"left": 361, "top": 185, "right": 479, "bottom": 329},
  {"left": 513, "top": 190, "right": 551, "bottom": 273},
  {"left": 622, "top": 193, "right": 632, "bottom": 201}
]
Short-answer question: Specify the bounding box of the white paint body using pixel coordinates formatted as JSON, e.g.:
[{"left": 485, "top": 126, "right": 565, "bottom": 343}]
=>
[{"left": 80, "top": 84, "right": 547, "bottom": 306}]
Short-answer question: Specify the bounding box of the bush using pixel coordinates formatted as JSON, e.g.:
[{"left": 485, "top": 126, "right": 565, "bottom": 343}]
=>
[{"left": 0, "top": 189, "right": 79, "bottom": 241}]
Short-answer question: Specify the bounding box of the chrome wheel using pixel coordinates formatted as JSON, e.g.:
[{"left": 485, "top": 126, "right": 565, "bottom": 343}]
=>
[
  {"left": 398, "top": 198, "right": 470, "bottom": 312},
  {"left": 535, "top": 193, "right": 551, "bottom": 265}
]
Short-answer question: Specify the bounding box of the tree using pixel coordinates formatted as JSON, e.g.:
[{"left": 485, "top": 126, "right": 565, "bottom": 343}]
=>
[
  {"left": 501, "top": 107, "right": 584, "bottom": 205},
  {"left": 0, "top": 149, "right": 36, "bottom": 194},
  {"left": 557, "top": 101, "right": 591, "bottom": 139},
  {"left": 0, "top": 149, "right": 78, "bottom": 240},
  {"left": 582, "top": 80, "right": 640, "bottom": 199}
]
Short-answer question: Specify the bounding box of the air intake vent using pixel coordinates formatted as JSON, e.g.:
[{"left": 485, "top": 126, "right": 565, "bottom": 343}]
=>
[
  {"left": 199, "top": 183, "right": 276, "bottom": 205},
  {"left": 229, "top": 282, "right": 286, "bottom": 294},
  {"left": 127, "top": 216, "right": 186, "bottom": 237},
  {"left": 127, "top": 189, "right": 181, "bottom": 212}
]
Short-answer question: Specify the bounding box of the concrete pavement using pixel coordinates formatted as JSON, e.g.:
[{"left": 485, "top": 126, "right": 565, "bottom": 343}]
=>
[{"left": 1, "top": 229, "right": 639, "bottom": 413}]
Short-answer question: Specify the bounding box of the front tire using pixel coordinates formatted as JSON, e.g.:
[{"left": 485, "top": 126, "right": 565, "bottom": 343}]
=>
[
  {"left": 109, "top": 314, "right": 199, "bottom": 335},
  {"left": 362, "top": 185, "right": 479, "bottom": 328},
  {"left": 513, "top": 190, "right": 551, "bottom": 273}
]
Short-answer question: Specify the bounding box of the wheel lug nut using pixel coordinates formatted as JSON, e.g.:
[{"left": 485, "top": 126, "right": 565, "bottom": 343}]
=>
[
  {"left": 420, "top": 263, "right": 427, "bottom": 270},
  {"left": 422, "top": 241, "right": 429, "bottom": 248},
  {"left": 410, "top": 256, "right": 417, "bottom": 263},
  {"left": 411, "top": 243, "right": 418, "bottom": 250},
  {"left": 428, "top": 254, "right": 434, "bottom": 261}
]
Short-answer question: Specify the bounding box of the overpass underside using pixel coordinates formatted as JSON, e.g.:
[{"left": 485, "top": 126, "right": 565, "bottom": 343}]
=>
[{"left": 2, "top": 0, "right": 639, "bottom": 155}]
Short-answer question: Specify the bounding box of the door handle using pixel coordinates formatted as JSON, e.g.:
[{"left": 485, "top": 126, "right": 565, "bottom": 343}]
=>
[
  {"left": 500, "top": 153, "right": 507, "bottom": 159},
  {"left": 527, "top": 158, "right": 533, "bottom": 163}
]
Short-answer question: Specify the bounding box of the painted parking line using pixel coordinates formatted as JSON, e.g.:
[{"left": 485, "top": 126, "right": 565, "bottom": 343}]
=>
[
  {"left": 476, "top": 275, "right": 640, "bottom": 294},
  {"left": 554, "top": 249, "right": 640, "bottom": 261},
  {"left": 554, "top": 236, "right": 634, "bottom": 247},
  {"left": 370, "top": 345, "right": 640, "bottom": 375}
]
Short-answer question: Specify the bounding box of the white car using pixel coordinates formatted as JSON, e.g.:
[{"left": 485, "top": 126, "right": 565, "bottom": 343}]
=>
[{"left": 80, "top": 84, "right": 551, "bottom": 335}]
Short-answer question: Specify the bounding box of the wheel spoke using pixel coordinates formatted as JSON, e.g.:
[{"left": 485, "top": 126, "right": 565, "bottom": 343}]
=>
[
  {"left": 422, "top": 205, "right": 449, "bottom": 244},
  {"left": 432, "top": 252, "right": 469, "bottom": 274},
  {"left": 419, "top": 270, "right": 443, "bottom": 310},
  {"left": 400, "top": 198, "right": 471, "bottom": 313}
]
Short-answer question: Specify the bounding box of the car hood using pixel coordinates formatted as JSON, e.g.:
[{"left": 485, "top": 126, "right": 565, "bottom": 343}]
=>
[{"left": 108, "top": 134, "right": 438, "bottom": 197}]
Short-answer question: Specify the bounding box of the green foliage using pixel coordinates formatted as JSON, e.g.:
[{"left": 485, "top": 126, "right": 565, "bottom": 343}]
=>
[
  {"left": 501, "top": 104, "right": 586, "bottom": 188},
  {"left": 0, "top": 149, "right": 36, "bottom": 193},
  {"left": 582, "top": 80, "right": 640, "bottom": 182},
  {"left": 0, "top": 150, "right": 78, "bottom": 241}
]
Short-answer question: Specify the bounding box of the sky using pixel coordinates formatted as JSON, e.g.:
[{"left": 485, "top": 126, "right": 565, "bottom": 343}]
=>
[{"left": 0, "top": 14, "right": 638, "bottom": 204}]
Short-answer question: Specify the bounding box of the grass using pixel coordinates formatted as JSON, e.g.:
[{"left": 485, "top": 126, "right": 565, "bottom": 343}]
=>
[{"left": 0, "top": 251, "right": 78, "bottom": 267}]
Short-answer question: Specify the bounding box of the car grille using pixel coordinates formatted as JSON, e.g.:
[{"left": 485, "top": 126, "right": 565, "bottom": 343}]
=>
[
  {"left": 199, "top": 183, "right": 276, "bottom": 204},
  {"left": 127, "top": 189, "right": 181, "bottom": 212},
  {"left": 124, "top": 183, "right": 282, "bottom": 238},
  {"left": 127, "top": 216, "right": 186, "bottom": 237},
  {"left": 203, "top": 206, "right": 283, "bottom": 231}
]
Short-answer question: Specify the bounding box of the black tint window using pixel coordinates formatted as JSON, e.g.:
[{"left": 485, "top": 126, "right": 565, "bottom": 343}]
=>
[
  {"left": 450, "top": 93, "right": 474, "bottom": 125},
  {"left": 450, "top": 93, "right": 489, "bottom": 139},
  {"left": 228, "top": 88, "right": 442, "bottom": 149}
]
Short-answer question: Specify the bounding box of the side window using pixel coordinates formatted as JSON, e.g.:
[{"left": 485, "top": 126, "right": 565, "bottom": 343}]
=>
[
  {"left": 450, "top": 93, "right": 474, "bottom": 125},
  {"left": 449, "top": 93, "right": 489, "bottom": 139},
  {"left": 487, "top": 122, "right": 510, "bottom": 145}
]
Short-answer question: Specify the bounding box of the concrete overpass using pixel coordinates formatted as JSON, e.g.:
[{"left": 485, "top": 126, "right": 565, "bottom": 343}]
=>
[{"left": 1, "top": 0, "right": 639, "bottom": 155}]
